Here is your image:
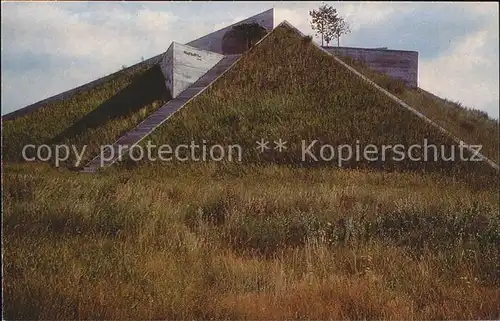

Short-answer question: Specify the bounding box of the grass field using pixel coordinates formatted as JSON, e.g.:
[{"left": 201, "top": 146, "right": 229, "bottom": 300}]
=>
[
  {"left": 3, "top": 163, "right": 499, "bottom": 319},
  {"left": 2, "top": 24, "right": 499, "bottom": 320}
]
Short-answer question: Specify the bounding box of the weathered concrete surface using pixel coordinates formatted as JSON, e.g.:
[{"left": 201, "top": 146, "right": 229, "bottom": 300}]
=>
[
  {"left": 159, "top": 44, "right": 174, "bottom": 97},
  {"left": 186, "top": 8, "right": 274, "bottom": 54},
  {"left": 160, "top": 42, "right": 224, "bottom": 98},
  {"left": 323, "top": 46, "right": 418, "bottom": 88}
]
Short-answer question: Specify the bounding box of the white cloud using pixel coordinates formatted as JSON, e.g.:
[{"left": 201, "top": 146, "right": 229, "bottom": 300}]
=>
[
  {"left": 341, "top": 2, "right": 402, "bottom": 30},
  {"left": 0, "top": 3, "right": 216, "bottom": 114},
  {"left": 3, "top": 4, "right": 167, "bottom": 64},
  {"left": 275, "top": 7, "right": 311, "bottom": 30},
  {"left": 1, "top": 2, "right": 499, "bottom": 120},
  {"left": 419, "top": 17, "right": 499, "bottom": 118},
  {"left": 274, "top": 2, "right": 413, "bottom": 34}
]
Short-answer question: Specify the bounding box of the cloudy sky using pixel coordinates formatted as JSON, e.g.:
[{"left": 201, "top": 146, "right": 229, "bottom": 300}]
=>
[{"left": 1, "top": 2, "right": 498, "bottom": 118}]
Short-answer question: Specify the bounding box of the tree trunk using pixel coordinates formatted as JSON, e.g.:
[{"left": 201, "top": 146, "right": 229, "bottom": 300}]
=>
[{"left": 337, "top": 37, "right": 340, "bottom": 47}]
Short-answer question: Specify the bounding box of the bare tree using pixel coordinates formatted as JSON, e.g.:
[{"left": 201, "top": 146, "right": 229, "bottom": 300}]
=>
[
  {"left": 309, "top": 4, "right": 351, "bottom": 47},
  {"left": 309, "top": 4, "right": 337, "bottom": 46},
  {"left": 333, "top": 17, "right": 351, "bottom": 47}
]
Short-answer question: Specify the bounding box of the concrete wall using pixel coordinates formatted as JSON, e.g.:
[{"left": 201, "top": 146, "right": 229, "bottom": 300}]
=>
[
  {"left": 160, "top": 42, "right": 224, "bottom": 98},
  {"left": 159, "top": 44, "right": 174, "bottom": 96},
  {"left": 186, "top": 8, "right": 274, "bottom": 54},
  {"left": 323, "top": 46, "right": 418, "bottom": 87}
]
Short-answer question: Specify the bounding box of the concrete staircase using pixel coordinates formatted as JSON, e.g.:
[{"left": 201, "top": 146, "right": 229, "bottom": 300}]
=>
[{"left": 81, "top": 54, "right": 241, "bottom": 173}]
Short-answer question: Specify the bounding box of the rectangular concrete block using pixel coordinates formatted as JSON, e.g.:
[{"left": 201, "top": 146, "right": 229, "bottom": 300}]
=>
[
  {"left": 324, "top": 46, "right": 418, "bottom": 87},
  {"left": 160, "top": 43, "right": 224, "bottom": 98}
]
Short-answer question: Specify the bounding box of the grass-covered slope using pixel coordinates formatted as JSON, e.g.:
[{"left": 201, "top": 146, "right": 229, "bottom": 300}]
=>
[
  {"left": 338, "top": 55, "right": 500, "bottom": 164},
  {"left": 2, "top": 64, "right": 169, "bottom": 166},
  {"left": 133, "top": 25, "right": 496, "bottom": 179}
]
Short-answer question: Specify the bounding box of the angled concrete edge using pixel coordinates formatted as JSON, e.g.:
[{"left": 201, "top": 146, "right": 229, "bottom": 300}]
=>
[
  {"left": 174, "top": 41, "right": 228, "bottom": 57},
  {"left": 278, "top": 20, "right": 499, "bottom": 171},
  {"left": 322, "top": 45, "right": 418, "bottom": 54},
  {"left": 137, "top": 21, "right": 278, "bottom": 139}
]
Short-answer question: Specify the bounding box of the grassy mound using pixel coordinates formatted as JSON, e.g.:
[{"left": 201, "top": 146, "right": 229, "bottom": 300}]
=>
[
  {"left": 121, "top": 25, "right": 497, "bottom": 180},
  {"left": 3, "top": 25, "right": 497, "bottom": 175},
  {"left": 2, "top": 64, "right": 169, "bottom": 166}
]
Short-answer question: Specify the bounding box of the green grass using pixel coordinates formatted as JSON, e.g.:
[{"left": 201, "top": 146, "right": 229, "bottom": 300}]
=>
[{"left": 3, "top": 162, "right": 500, "bottom": 319}]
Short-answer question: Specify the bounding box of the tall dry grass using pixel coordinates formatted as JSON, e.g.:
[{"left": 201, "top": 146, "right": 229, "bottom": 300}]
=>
[
  {"left": 2, "top": 23, "right": 500, "bottom": 320},
  {"left": 3, "top": 162, "right": 499, "bottom": 319}
]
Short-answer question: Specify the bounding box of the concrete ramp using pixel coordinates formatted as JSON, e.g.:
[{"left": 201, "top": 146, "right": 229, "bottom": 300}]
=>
[{"left": 82, "top": 54, "right": 241, "bottom": 173}]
